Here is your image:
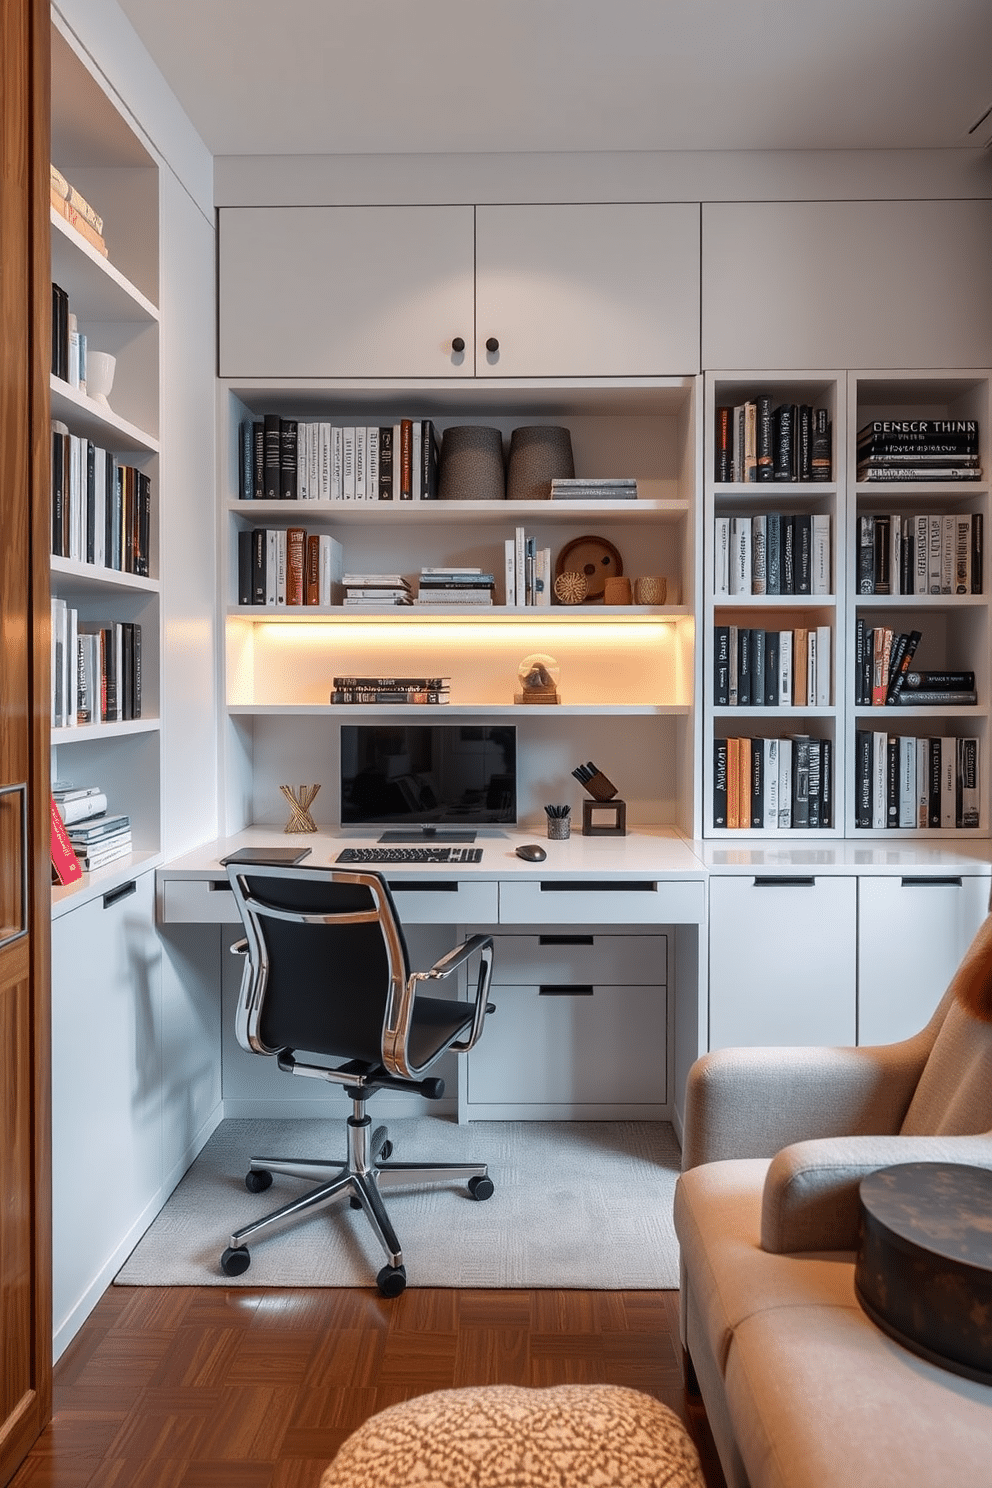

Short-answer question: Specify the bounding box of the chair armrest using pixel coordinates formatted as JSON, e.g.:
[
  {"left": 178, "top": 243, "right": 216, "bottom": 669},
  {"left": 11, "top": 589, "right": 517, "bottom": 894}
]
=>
[
  {"left": 419, "top": 934, "right": 494, "bottom": 1055},
  {"left": 762, "top": 1132, "right": 992, "bottom": 1252},
  {"left": 230, "top": 937, "right": 248, "bottom": 956},
  {"left": 681, "top": 1033, "right": 932, "bottom": 1171}
]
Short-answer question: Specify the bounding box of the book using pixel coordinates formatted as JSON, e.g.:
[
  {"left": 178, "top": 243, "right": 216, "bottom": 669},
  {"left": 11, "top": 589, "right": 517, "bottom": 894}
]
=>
[
  {"left": 902, "top": 670, "right": 975, "bottom": 692},
  {"left": 286, "top": 527, "right": 306, "bottom": 605},
  {"left": 892, "top": 690, "right": 978, "bottom": 706},
  {"left": 750, "top": 738, "right": 764, "bottom": 826},
  {"left": 773, "top": 404, "right": 796, "bottom": 481},
  {"left": 730, "top": 516, "right": 751, "bottom": 595},
  {"left": 51, "top": 794, "right": 83, "bottom": 885},
  {"left": 713, "top": 739, "right": 728, "bottom": 827},
  {"left": 763, "top": 737, "right": 780, "bottom": 827},
  {"left": 713, "top": 516, "right": 730, "bottom": 596},
  {"left": 220, "top": 846, "right": 314, "bottom": 867},
  {"left": 885, "top": 630, "right": 921, "bottom": 703},
  {"left": 811, "top": 514, "right": 830, "bottom": 594},
  {"left": 751, "top": 514, "right": 767, "bottom": 593},
  {"left": 957, "top": 737, "right": 980, "bottom": 828},
  {"left": 262, "top": 413, "right": 281, "bottom": 500},
  {"left": 765, "top": 513, "right": 782, "bottom": 594},
  {"left": 755, "top": 395, "right": 774, "bottom": 481},
  {"left": 715, "top": 408, "right": 732, "bottom": 482}
]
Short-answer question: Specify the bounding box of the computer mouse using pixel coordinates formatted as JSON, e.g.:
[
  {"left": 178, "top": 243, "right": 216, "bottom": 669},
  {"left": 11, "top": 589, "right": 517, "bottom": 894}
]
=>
[{"left": 515, "top": 843, "right": 547, "bottom": 862}]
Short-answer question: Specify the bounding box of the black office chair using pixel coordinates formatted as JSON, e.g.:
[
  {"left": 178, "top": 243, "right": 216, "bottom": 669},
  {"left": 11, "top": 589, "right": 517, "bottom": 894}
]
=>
[{"left": 220, "top": 862, "right": 495, "bottom": 1295}]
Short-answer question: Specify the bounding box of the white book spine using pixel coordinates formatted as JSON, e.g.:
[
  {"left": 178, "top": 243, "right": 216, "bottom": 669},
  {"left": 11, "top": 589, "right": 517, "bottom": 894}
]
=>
[
  {"left": 341, "top": 427, "right": 356, "bottom": 500},
  {"left": 941, "top": 735, "right": 956, "bottom": 828},
  {"left": 763, "top": 737, "right": 779, "bottom": 829},
  {"left": 914, "top": 515, "right": 929, "bottom": 595},
  {"left": 778, "top": 629, "right": 792, "bottom": 707},
  {"left": 751, "top": 514, "right": 767, "bottom": 595},
  {"left": 777, "top": 739, "right": 792, "bottom": 828},
  {"left": 941, "top": 513, "right": 955, "bottom": 594},
  {"left": 889, "top": 514, "right": 901, "bottom": 596},
  {"left": 714, "top": 516, "right": 730, "bottom": 596},
  {"left": 66, "top": 605, "right": 78, "bottom": 726},
  {"left": 872, "top": 731, "right": 887, "bottom": 829},
  {"left": 898, "top": 735, "right": 917, "bottom": 827},
  {"left": 504, "top": 538, "right": 516, "bottom": 606},
  {"left": 954, "top": 514, "right": 972, "bottom": 594},
  {"left": 806, "top": 631, "right": 816, "bottom": 707},
  {"left": 811, "top": 513, "right": 831, "bottom": 595},
  {"left": 318, "top": 422, "right": 331, "bottom": 500},
  {"left": 815, "top": 625, "right": 831, "bottom": 707},
  {"left": 354, "top": 425, "right": 367, "bottom": 501},
  {"left": 367, "top": 426, "right": 379, "bottom": 502},
  {"left": 296, "top": 422, "right": 309, "bottom": 500},
  {"left": 928, "top": 515, "right": 942, "bottom": 593},
  {"left": 729, "top": 516, "right": 751, "bottom": 595},
  {"left": 916, "top": 738, "right": 930, "bottom": 828},
  {"left": 265, "top": 529, "right": 278, "bottom": 605},
  {"left": 331, "top": 427, "right": 344, "bottom": 500}
]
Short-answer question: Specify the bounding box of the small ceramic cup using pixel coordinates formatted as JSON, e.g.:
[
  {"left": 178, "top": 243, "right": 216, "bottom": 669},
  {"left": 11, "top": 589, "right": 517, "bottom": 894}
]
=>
[
  {"left": 87, "top": 351, "right": 116, "bottom": 406},
  {"left": 603, "top": 576, "right": 633, "bottom": 605}
]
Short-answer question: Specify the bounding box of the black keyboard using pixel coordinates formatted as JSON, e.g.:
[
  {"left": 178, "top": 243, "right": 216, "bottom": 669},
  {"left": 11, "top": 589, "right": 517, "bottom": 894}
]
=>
[{"left": 335, "top": 846, "right": 483, "bottom": 864}]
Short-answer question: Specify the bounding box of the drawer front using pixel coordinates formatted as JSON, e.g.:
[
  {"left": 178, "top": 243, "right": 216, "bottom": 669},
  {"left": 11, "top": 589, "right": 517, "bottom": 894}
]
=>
[
  {"left": 499, "top": 878, "right": 704, "bottom": 926},
  {"left": 468, "top": 983, "right": 668, "bottom": 1105},
  {"left": 160, "top": 877, "right": 242, "bottom": 924},
  {"left": 489, "top": 932, "right": 667, "bottom": 986},
  {"left": 386, "top": 878, "right": 499, "bottom": 925}
]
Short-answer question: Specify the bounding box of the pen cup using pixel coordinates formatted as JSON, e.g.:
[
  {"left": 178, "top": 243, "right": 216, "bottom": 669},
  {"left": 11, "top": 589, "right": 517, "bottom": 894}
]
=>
[{"left": 546, "top": 816, "right": 571, "bottom": 840}]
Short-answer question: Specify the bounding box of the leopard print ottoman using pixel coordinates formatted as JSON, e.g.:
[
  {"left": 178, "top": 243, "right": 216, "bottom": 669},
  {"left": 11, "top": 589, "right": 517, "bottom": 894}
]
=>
[{"left": 319, "top": 1383, "right": 705, "bottom": 1488}]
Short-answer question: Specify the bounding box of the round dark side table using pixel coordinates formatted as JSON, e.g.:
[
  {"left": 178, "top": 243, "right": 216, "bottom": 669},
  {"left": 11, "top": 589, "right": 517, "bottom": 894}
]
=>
[{"left": 855, "top": 1161, "right": 992, "bottom": 1384}]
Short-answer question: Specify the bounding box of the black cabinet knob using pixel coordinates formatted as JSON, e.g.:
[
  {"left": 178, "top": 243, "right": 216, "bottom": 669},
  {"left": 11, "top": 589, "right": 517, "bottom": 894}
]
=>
[
  {"left": 451, "top": 336, "right": 465, "bottom": 353},
  {"left": 485, "top": 337, "right": 500, "bottom": 354}
]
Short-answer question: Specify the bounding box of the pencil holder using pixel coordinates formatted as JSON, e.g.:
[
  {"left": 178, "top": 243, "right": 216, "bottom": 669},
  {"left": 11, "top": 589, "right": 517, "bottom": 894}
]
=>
[
  {"left": 546, "top": 816, "right": 571, "bottom": 840},
  {"left": 585, "top": 769, "right": 618, "bottom": 802}
]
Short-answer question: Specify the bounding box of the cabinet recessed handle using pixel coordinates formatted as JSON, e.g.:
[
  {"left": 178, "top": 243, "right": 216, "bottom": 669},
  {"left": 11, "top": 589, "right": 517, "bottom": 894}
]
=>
[
  {"left": 752, "top": 876, "right": 816, "bottom": 888},
  {"left": 900, "top": 876, "right": 962, "bottom": 887},
  {"left": 485, "top": 337, "right": 500, "bottom": 354},
  {"left": 451, "top": 337, "right": 465, "bottom": 353}
]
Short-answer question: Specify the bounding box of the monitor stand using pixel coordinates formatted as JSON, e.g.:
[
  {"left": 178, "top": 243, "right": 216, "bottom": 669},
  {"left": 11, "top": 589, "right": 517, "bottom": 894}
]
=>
[{"left": 378, "top": 826, "right": 478, "bottom": 844}]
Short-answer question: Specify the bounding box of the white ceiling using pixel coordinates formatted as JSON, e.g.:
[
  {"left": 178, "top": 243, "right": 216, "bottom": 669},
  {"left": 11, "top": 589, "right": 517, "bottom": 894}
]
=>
[{"left": 114, "top": 0, "right": 992, "bottom": 158}]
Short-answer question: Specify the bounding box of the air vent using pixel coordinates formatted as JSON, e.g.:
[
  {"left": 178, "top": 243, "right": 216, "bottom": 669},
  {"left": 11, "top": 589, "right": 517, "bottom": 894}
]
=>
[{"left": 966, "top": 103, "right": 992, "bottom": 148}]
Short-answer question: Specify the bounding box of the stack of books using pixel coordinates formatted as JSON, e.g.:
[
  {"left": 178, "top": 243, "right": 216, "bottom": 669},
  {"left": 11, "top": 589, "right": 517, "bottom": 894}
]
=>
[
  {"left": 416, "top": 567, "right": 494, "bottom": 605},
  {"left": 550, "top": 478, "right": 637, "bottom": 500},
  {"left": 341, "top": 572, "right": 413, "bottom": 607},
  {"left": 50, "top": 164, "right": 108, "bottom": 257},
  {"left": 856, "top": 420, "right": 981, "bottom": 482},
  {"left": 330, "top": 675, "right": 450, "bottom": 704},
  {"left": 53, "top": 784, "right": 132, "bottom": 871}
]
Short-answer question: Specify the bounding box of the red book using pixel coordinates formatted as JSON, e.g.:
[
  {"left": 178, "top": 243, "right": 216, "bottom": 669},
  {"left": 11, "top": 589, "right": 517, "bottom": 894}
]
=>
[
  {"left": 305, "top": 534, "right": 320, "bottom": 605},
  {"left": 50, "top": 795, "right": 83, "bottom": 885}
]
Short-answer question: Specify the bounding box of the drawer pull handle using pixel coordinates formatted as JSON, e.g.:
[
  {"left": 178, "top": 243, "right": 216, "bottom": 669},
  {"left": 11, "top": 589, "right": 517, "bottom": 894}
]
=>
[
  {"left": 900, "top": 876, "right": 962, "bottom": 888},
  {"left": 388, "top": 880, "right": 459, "bottom": 892},
  {"left": 539, "top": 880, "right": 656, "bottom": 893},
  {"left": 210, "top": 880, "right": 233, "bottom": 891},
  {"left": 752, "top": 876, "right": 816, "bottom": 888},
  {"left": 539, "top": 985, "right": 594, "bottom": 997},
  {"left": 539, "top": 934, "right": 594, "bottom": 946},
  {"left": 103, "top": 880, "right": 136, "bottom": 909}
]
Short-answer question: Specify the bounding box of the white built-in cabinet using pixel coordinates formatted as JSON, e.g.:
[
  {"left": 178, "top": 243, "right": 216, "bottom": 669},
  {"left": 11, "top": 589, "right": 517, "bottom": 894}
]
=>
[{"left": 218, "top": 202, "right": 701, "bottom": 379}]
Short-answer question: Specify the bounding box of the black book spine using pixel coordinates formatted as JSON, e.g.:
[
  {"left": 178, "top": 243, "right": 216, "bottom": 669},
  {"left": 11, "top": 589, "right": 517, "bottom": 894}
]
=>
[
  {"left": 252, "top": 421, "right": 265, "bottom": 501},
  {"left": 791, "top": 735, "right": 810, "bottom": 829},
  {"left": 794, "top": 515, "right": 812, "bottom": 594},
  {"left": 262, "top": 413, "right": 281, "bottom": 500},
  {"left": 855, "top": 730, "right": 872, "bottom": 829},
  {"left": 755, "top": 395, "right": 774, "bottom": 481},
  {"left": 737, "top": 627, "right": 752, "bottom": 708},
  {"left": 781, "top": 516, "right": 796, "bottom": 594},
  {"left": 240, "top": 419, "right": 254, "bottom": 499},
  {"left": 899, "top": 521, "right": 914, "bottom": 595},
  {"left": 750, "top": 739, "right": 764, "bottom": 827},
  {"left": 810, "top": 408, "right": 831, "bottom": 480},
  {"left": 378, "top": 425, "right": 394, "bottom": 500},
  {"left": 85, "top": 441, "right": 96, "bottom": 564},
  {"left": 807, "top": 738, "right": 821, "bottom": 830},
  {"left": 773, "top": 404, "right": 796, "bottom": 481},
  {"left": 797, "top": 405, "right": 813, "bottom": 480},
  {"left": 928, "top": 737, "right": 942, "bottom": 827},
  {"left": 715, "top": 407, "right": 732, "bottom": 483},
  {"left": 820, "top": 737, "right": 832, "bottom": 828},
  {"left": 713, "top": 625, "right": 730, "bottom": 707},
  {"left": 51, "top": 425, "right": 65, "bottom": 557},
  {"left": 279, "top": 418, "right": 298, "bottom": 500},
  {"left": 132, "top": 623, "right": 141, "bottom": 720},
  {"left": 764, "top": 630, "right": 780, "bottom": 707},
  {"left": 873, "top": 514, "right": 891, "bottom": 594},
  {"left": 137, "top": 471, "right": 151, "bottom": 578},
  {"left": 854, "top": 617, "right": 865, "bottom": 706},
  {"left": 887, "top": 630, "right": 922, "bottom": 702},
  {"left": 251, "top": 527, "right": 267, "bottom": 605},
  {"left": 972, "top": 511, "right": 984, "bottom": 594},
  {"left": 886, "top": 735, "right": 900, "bottom": 829},
  {"left": 713, "top": 739, "right": 728, "bottom": 828},
  {"left": 121, "top": 623, "right": 134, "bottom": 722},
  {"left": 752, "top": 628, "right": 766, "bottom": 708},
  {"left": 238, "top": 530, "right": 253, "bottom": 605},
  {"left": 884, "top": 632, "right": 909, "bottom": 701}
]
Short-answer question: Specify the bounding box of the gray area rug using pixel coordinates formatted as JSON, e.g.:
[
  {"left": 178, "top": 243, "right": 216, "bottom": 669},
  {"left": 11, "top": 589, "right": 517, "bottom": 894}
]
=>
[{"left": 115, "top": 1118, "right": 681, "bottom": 1289}]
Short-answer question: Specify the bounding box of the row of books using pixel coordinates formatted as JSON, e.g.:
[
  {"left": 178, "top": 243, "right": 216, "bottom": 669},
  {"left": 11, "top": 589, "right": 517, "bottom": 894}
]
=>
[
  {"left": 236, "top": 530, "right": 344, "bottom": 606},
  {"left": 714, "top": 625, "right": 831, "bottom": 709},
  {"left": 715, "top": 399, "right": 832, "bottom": 484},
  {"left": 343, "top": 573, "right": 413, "bottom": 608},
  {"left": 51, "top": 422, "right": 151, "bottom": 576},
  {"left": 51, "top": 600, "right": 142, "bottom": 728},
  {"left": 856, "top": 512, "right": 983, "bottom": 595},
  {"left": 714, "top": 735, "right": 833, "bottom": 830},
  {"left": 51, "top": 283, "right": 88, "bottom": 389},
  {"left": 330, "top": 675, "right": 450, "bottom": 705},
  {"left": 50, "top": 164, "right": 108, "bottom": 257},
  {"left": 550, "top": 478, "right": 637, "bottom": 501},
  {"left": 51, "top": 783, "right": 132, "bottom": 882},
  {"left": 854, "top": 732, "right": 979, "bottom": 829},
  {"left": 854, "top": 624, "right": 977, "bottom": 708},
  {"left": 714, "top": 513, "right": 831, "bottom": 597},
  {"left": 239, "top": 416, "right": 440, "bottom": 502},
  {"left": 857, "top": 420, "right": 981, "bottom": 482},
  {"left": 505, "top": 529, "right": 551, "bottom": 607}
]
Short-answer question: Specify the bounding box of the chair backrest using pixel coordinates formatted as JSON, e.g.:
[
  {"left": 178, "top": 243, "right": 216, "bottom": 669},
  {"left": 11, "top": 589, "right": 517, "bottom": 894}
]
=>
[
  {"left": 901, "top": 912, "right": 992, "bottom": 1137},
  {"left": 227, "top": 863, "right": 409, "bottom": 1066}
]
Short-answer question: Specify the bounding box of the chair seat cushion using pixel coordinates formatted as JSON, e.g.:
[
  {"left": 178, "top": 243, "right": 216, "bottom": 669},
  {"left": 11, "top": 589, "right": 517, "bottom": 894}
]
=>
[{"left": 319, "top": 1384, "right": 705, "bottom": 1488}]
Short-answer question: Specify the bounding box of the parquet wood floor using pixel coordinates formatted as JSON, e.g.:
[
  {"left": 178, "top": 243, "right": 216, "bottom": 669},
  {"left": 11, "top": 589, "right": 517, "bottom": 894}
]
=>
[{"left": 12, "top": 1287, "right": 725, "bottom": 1488}]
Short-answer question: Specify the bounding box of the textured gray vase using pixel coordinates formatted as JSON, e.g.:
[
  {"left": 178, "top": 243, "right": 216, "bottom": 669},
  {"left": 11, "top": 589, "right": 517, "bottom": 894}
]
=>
[
  {"left": 507, "top": 424, "right": 575, "bottom": 501},
  {"left": 438, "top": 425, "right": 506, "bottom": 501}
]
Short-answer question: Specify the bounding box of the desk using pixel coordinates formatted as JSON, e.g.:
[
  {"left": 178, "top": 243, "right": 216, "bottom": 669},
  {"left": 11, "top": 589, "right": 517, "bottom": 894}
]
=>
[{"left": 156, "top": 826, "right": 708, "bottom": 1125}]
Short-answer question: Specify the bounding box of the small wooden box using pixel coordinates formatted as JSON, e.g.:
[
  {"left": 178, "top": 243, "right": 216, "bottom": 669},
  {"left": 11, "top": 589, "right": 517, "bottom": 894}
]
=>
[{"left": 582, "top": 798, "right": 627, "bottom": 836}]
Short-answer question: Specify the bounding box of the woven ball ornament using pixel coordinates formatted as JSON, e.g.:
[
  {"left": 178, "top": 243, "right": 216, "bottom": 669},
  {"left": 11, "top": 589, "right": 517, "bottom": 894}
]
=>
[{"left": 554, "top": 570, "right": 587, "bottom": 604}]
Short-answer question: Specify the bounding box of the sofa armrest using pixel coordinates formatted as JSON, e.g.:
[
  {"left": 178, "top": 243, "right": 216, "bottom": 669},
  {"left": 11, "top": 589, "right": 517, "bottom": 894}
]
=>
[
  {"left": 761, "top": 1133, "right": 992, "bottom": 1252},
  {"left": 681, "top": 1035, "right": 930, "bottom": 1171}
]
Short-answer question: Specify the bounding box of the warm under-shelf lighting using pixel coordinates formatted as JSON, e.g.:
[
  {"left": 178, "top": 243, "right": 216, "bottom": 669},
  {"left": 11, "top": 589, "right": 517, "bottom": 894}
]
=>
[{"left": 254, "top": 618, "right": 680, "bottom": 648}]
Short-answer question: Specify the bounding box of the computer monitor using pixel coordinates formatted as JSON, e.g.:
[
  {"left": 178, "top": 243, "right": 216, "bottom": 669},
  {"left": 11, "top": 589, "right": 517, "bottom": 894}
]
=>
[{"left": 339, "top": 723, "right": 517, "bottom": 841}]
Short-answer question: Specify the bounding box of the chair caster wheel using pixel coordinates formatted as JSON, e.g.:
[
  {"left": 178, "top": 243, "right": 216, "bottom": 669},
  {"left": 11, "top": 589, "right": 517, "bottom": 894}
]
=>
[
  {"left": 221, "top": 1245, "right": 251, "bottom": 1276},
  {"left": 245, "top": 1169, "right": 272, "bottom": 1193},
  {"left": 379, "top": 1140, "right": 393, "bottom": 1160},
  {"left": 468, "top": 1175, "right": 495, "bottom": 1201},
  {"left": 377, "top": 1264, "right": 407, "bottom": 1297}
]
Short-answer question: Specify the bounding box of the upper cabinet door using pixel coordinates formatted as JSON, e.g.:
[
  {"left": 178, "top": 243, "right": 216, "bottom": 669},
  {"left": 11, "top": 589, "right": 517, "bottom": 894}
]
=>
[
  {"left": 218, "top": 205, "right": 476, "bottom": 379},
  {"left": 702, "top": 200, "right": 992, "bottom": 371},
  {"left": 475, "top": 204, "right": 700, "bottom": 378}
]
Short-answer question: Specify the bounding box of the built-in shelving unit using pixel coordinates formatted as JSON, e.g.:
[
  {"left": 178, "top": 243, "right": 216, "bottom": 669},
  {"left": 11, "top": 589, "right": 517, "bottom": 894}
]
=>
[
  {"left": 49, "top": 21, "right": 162, "bottom": 910},
  {"left": 219, "top": 378, "right": 700, "bottom": 837}
]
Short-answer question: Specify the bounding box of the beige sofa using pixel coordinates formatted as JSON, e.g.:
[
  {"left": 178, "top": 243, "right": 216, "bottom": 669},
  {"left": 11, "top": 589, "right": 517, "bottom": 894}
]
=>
[{"left": 674, "top": 939, "right": 992, "bottom": 1488}]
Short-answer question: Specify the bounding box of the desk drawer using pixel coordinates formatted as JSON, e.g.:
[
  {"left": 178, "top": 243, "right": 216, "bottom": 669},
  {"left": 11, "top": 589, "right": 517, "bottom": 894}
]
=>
[
  {"left": 386, "top": 878, "right": 498, "bottom": 925},
  {"left": 468, "top": 983, "right": 668, "bottom": 1105},
  {"left": 498, "top": 878, "right": 704, "bottom": 926},
  {"left": 490, "top": 932, "right": 666, "bottom": 986},
  {"left": 160, "top": 878, "right": 241, "bottom": 924}
]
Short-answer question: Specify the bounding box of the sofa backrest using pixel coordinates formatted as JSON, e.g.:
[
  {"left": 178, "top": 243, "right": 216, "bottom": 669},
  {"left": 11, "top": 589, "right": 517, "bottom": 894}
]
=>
[{"left": 901, "top": 994, "right": 992, "bottom": 1136}]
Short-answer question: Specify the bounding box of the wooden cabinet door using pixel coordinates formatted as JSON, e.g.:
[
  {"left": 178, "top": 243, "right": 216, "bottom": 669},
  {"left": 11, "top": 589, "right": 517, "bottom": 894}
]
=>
[
  {"left": 857, "top": 874, "right": 990, "bottom": 1045},
  {"left": 218, "top": 205, "right": 476, "bottom": 378},
  {"left": 475, "top": 203, "right": 701, "bottom": 377},
  {"left": 708, "top": 874, "right": 857, "bottom": 1050},
  {"left": 0, "top": 0, "right": 52, "bottom": 1480}
]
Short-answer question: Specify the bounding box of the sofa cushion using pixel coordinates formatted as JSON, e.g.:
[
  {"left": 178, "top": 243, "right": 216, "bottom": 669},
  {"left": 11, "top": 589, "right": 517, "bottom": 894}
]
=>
[
  {"left": 725, "top": 1301, "right": 992, "bottom": 1488},
  {"left": 901, "top": 997, "right": 992, "bottom": 1136},
  {"left": 673, "top": 1160, "right": 854, "bottom": 1378}
]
